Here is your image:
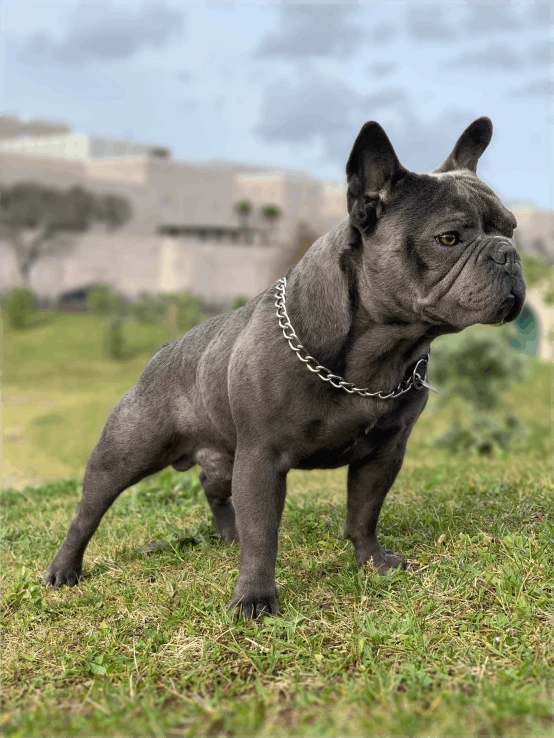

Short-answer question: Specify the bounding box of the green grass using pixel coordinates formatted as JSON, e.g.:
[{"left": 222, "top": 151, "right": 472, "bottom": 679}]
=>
[
  {"left": 2, "top": 312, "right": 169, "bottom": 485},
  {"left": 2, "top": 461, "right": 553, "bottom": 737},
  {"left": 1, "top": 313, "right": 553, "bottom": 736}
]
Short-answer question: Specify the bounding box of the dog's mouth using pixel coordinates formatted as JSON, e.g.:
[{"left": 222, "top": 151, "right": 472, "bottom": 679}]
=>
[
  {"left": 421, "top": 289, "right": 523, "bottom": 329},
  {"left": 492, "top": 283, "right": 526, "bottom": 324},
  {"left": 501, "top": 293, "right": 523, "bottom": 323},
  {"left": 501, "top": 293, "right": 516, "bottom": 316}
]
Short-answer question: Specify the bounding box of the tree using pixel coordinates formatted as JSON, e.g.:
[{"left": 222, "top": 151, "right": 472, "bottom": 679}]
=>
[
  {"left": 261, "top": 204, "right": 282, "bottom": 241},
  {"left": 234, "top": 199, "right": 252, "bottom": 243},
  {"left": 0, "top": 183, "right": 132, "bottom": 287}
]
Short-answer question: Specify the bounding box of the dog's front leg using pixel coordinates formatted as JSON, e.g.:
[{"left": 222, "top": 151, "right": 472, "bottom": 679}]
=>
[
  {"left": 227, "top": 446, "right": 286, "bottom": 619},
  {"left": 344, "top": 438, "right": 409, "bottom": 574}
]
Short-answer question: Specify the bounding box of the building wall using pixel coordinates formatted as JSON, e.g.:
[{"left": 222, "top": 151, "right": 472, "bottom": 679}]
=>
[
  {"left": 511, "top": 205, "right": 554, "bottom": 262},
  {"left": 322, "top": 181, "right": 347, "bottom": 219},
  {"left": 86, "top": 157, "right": 149, "bottom": 185},
  {"left": 231, "top": 171, "right": 330, "bottom": 242},
  {"left": 147, "top": 159, "right": 239, "bottom": 230},
  {"left": 232, "top": 172, "right": 286, "bottom": 228},
  {"left": 0, "top": 133, "right": 91, "bottom": 159},
  {"left": 0, "top": 132, "right": 168, "bottom": 161},
  {"left": 0, "top": 114, "right": 71, "bottom": 140},
  {"left": 0, "top": 147, "right": 347, "bottom": 248},
  {"left": 159, "top": 238, "right": 283, "bottom": 306},
  {"left": 0, "top": 150, "right": 87, "bottom": 183},
  {"left": 0, "top": 234, "right": 283, "bottom": 309}
]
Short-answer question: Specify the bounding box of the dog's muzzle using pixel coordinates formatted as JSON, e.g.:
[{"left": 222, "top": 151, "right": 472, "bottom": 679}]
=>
[{"left": 486, "top": 237, "right": 526, "bottom": 322}]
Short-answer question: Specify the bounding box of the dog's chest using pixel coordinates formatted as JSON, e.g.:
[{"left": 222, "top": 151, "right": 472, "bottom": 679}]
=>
[
  {"left": 294, "top": 432, "right": 372, "bottom": 469},
  {"left": 292, "top": 398, "right": 414, "bottom": 470}
]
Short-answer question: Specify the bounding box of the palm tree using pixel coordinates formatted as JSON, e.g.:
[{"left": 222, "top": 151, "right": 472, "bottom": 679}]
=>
[
  {"left": 261, "top": 204, "right": 282, "bottom": 242},
  {"left": 235, "top": 200, "right": 252, "bottom": 243}
]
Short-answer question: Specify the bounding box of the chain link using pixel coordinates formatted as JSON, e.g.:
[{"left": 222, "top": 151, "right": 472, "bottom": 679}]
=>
[{"left": 274, "top": 276, "right": 430, "bottom": 400}]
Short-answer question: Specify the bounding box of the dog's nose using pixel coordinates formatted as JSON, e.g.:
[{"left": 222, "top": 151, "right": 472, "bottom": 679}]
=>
[{"left": 490, "top": 240, "right": 518, "bottom": 275}]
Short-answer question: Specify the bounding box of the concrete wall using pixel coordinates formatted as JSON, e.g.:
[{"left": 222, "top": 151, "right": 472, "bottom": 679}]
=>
[
  {"left": 158, "top": 238, "right": 283, "bottom": 306},
  {"left": 0, "top": 234, "right": 284, "bottom": 309},
  {"left": 0, "top": 114, "right": 70, "bottom": 139},
  {"left": 0, "top": 151, "right": 250, "bottom": 238},
  {"left": 0, "top": 134, "right": 91, "bottom": 159},
  {"left": 511, "top": 206, "right": 554, "bottom": 262},
  {"left": 0, "top": 132, "right": 167, "bottom": 161}
]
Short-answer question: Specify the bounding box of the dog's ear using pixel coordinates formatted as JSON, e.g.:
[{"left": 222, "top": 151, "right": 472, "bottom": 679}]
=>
[
  {"left": 434, "top": 117, "right": 493, "bottom": 174},
  {"left": 346, "top": 121, "right": 406, "bottom": 234}
]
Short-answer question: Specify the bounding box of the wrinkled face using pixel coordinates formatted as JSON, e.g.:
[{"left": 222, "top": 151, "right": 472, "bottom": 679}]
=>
[
  {"left": 346, "top": 117, "right": 526, "bottom": 332},
  {"left": 370, "top": 171, "right": 526, "bottom": 330}
]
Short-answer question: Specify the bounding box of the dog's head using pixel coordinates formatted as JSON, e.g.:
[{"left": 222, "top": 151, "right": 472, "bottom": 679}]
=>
[{"left": 345, "top": 117, "right": 526, "bottom": 331}]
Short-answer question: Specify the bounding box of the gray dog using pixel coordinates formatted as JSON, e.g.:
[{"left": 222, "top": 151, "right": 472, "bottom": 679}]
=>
[{"left": 45, "top": 117, "right": 526, "bottom": 618}]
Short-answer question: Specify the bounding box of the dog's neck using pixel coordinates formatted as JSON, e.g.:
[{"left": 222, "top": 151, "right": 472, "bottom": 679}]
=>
[{"left": 284, "top": 219, "right": 438, "bottom": 392}]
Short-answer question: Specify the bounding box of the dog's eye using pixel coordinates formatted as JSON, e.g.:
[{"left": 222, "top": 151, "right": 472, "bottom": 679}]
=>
[{"left": 436, "top": 232, "right": 460, "bottom": 247}]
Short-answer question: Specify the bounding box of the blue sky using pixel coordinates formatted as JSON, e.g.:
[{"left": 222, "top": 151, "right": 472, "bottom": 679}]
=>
[{"left": 1, "top": 1, "right": 552, "bottom": 208}]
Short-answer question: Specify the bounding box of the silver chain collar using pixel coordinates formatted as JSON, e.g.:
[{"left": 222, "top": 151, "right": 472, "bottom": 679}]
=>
[{"left": 274, "top": 276, "right": 438, "bottom": 399}]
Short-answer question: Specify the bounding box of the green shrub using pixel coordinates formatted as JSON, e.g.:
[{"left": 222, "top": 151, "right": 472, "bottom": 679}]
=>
[
  {"left": 229, "top": 296, "right": 249, "bottom": 311},
  {"left": 435, "top": 412, "right": 527, "bottom": 457},
  {"left": 130, "top": 295, "right": 172, "bottom": 325},
  {"left": 430, "top": 327, "right": 528, "bottom": 411},
  {"left": 1, "top": 287, "right": 35, "bottom": 329},
  {"left": 172, "top": 293, "right": 204, "bottom": 332},
  {"left": 130, "top": 292, "right": 203, "bottom": 335},
  {"left": 429, "top": 327, "right": 529, "bottom": 455},
  {"left": 520, "top": 252, "right": 551, "bottom": 290},
  {"left": 87, "top": 284, "right": 126, "bottom": 359},
  {"left": 105, "top": 316, "right": 125, "bottom": 360},
  {"left": 87, "top": 284, "right": 124, "bottom": 317}
]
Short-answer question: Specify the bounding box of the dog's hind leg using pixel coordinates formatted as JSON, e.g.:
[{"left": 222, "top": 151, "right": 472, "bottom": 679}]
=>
[
  {"left": 44, "top": 392, "right": 181, "bottom": 587},
  {"left": 199, "top": 470, "right": 238, "bottom": 545}
]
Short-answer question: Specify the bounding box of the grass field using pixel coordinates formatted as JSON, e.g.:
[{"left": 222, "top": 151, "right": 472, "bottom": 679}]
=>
[
  {"left": 2, "top": 312, "right": 169, "bottom": 487},
  {"left": 1, "top": 312, "right": 553, "bottom": 736}
]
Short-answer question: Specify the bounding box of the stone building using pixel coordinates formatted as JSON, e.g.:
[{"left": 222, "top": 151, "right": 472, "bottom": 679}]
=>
[{"left": 0, "top": 115, "right": 348, "bottom": 307}]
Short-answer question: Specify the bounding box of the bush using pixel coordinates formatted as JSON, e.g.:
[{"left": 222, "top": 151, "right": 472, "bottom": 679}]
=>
[
  {"left": 130, "top": 292, "right": 204, "bottom": 336},
  {"left": 520, "top": 252, "right": 551, "bottom": 290},
  {"left": 87, "top": 284, "right": 126, "bottom": 359},
  {"left": 105, "top": 316, "right": 125, "bottom": 360},
  {"left": 430, "top": 327, "right": 528, "bottom": 411},
  {"left": 1, "top": 287, "right": 35, "bottom": 329},
  {"left": 435, "top": 412, "right": 527, "bottom": 457},
  {"left": 87, "top": 284, "right": 124, "bottom": 318},
  {"left": 130, "top": 295, "right": 171, "bottom": 325},
  {"left": 173, "top": 293, "right": 204, "bottom": 332},
  {"left": 429, "top": 327, "right": 530, "bottom": 456},
  {"left": 229, "top": 296, "right": 249, "bottom": 311}
]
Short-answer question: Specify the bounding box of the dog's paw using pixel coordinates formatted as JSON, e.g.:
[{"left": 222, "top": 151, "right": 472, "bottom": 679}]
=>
[
  {"left": 44, "top": 563, "right": 83, "bottom": 588},
  {"left": 227, "top": 585, "right": 280, "bottom": 620},
  {"left": 220, "top": 526, "right": 240, "bottom": 547},
  {"left": 357, "top": 547, "right": 407, "bottom": 575}
]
